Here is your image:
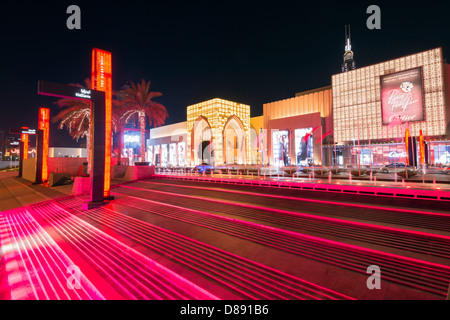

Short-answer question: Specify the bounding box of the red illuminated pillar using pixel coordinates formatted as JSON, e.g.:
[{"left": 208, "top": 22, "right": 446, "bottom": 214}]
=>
[
  {"left": 419, "top": 130, "right": 425, "bottom": 165},
  {"left": 21, "top": 133, "right": 29, "bottom": 160},
  {"left": 91, "top": 48, "right": 112, "bottom": 199},
  {"left": 38, "top": 108, "right": 50, "bottom": 181},
  {"left": 405, "top": 128, "right": 410, "bottom": 165}
]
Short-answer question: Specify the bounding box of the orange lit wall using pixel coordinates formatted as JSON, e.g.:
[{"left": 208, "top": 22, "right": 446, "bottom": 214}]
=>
[
  {"left": 263, "top": 86, "right": 333, "bottom": 133},
  {"left": 38, "top": 108, "right": 50, "bottom": 181},
  {"left": 21, "top": 133, "right": 28, "bottom": 160},
  {"left": 91, "top": 48, "right": 112, "bottom": 198}
]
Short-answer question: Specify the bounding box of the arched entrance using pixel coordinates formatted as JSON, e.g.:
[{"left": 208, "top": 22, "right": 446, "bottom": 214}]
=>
[
  {"left": 223, "top": 115, "right": 246, "bottom": 165},
  {"left": 191, "top": 116, "right": 213, "bottom": 165}
]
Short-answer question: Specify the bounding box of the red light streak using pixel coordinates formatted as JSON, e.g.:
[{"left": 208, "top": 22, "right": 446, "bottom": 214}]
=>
[
  {"left": 146, "top": 180, "right": 450, "bottom": 217},
  {"left": 110, "top": 189, "right": 450, "bottom": 296},
  {"left": 77, "top": 201, "right": 352, "bottom": 299}
]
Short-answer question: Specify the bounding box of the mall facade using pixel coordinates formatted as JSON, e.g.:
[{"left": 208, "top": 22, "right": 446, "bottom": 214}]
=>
[{"left": 145, "top": 47, "right": 450, "bottom": 168}]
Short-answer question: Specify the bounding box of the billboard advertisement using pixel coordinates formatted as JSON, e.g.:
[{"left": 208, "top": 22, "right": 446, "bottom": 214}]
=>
[
  {"left": 169, "top": 143, "right": 177, "bottom": 167},
  {"left": 178, "top": 142, "right": 186, "bottom": 167},
  {"left": 161, "top": 144, "right": 168, "bottom": 167},
  {"left": 381, "top": 67, "right": 424, "bottom": 125},
  {"left": 147, "top": 145, "right": 153, "bottom": 164},
  {"left": 294, "top": 128, "right": 313, "bottom": 166},
  {"left": 124, "top": 130, "right": 140, "bottom": 156},
  {"left": 272, "top": 130, "right": 289, "bottom": 167}
]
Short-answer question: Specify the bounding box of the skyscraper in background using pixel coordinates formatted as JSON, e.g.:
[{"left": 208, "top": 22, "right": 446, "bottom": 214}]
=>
[{"left": 342, "top": 24, "right": 356, "bottom": 72}]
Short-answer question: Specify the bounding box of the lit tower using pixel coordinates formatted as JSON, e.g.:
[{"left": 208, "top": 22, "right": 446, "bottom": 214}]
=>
[{"left": 342, "top": 24, "right": 356, "bottom": 72}]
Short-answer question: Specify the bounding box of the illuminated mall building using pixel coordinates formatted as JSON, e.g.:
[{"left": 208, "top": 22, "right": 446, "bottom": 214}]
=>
[{"left": 145, "top": 45, "right": 450, "bottom": 168}]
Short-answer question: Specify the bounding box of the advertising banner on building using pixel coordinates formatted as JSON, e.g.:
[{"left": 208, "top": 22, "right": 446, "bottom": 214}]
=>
[
  {"left": 381, "top": 67, "right": 424, "bottom": 125},
  {"left": 169, "top": 143, "right": 177, "bottom": 167},
  {"left": 124, "top": 131, "right": 140, "bottom": 157},
  {"left": 178, "top": 142, "right": 186, "bottom": 167},
  {"left": 161, "top": 144, "right": 168, "bottom": 167},
  {"left": 294, "top": 128, "right": 313, "bottom": 166},
  {"left": 154, "top": 145, "right": 161, "bottom": 166},
  {"left": 272, "top": 130, "right": 289, "bottom": 167},
  {"left": 147, "top": 145, "right": 153, "bottom": 164}
]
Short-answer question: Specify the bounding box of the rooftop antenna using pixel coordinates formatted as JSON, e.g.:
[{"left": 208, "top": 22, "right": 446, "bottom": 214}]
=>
[{"left": 345, "top": 24, "right": 352, "bottom": 52}]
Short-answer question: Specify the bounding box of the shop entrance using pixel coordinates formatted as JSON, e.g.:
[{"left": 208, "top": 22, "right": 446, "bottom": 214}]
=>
[
  {"left": 192, "top": 116, "right": 212, "bottom": 165},
  {"left": 223, "top": 116, "right": 246, "bottom": 165}
]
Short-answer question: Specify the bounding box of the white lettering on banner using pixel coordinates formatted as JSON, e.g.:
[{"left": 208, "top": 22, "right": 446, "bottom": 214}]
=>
[
  {"left": 389, "top": 151, "right": 407, "bottom": 158},
  {"left": 388, "top": 114, "right": 417, "bottom": 122},
  {"left": 387, "top": 89, "right": 419, "bottom": 112},
  {"left": 75, "top": 89, "right": 92, "bottom": 99}
]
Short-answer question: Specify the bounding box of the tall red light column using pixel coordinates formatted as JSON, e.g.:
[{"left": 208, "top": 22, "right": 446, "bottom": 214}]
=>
[
  {"left": 21, "top": 133, "right": 29, "bottom": 159},
  {"left": 38, "top": 108, "right": 50, "bottom": 181},
  {"left": 419, "top": 130, "right": 425, "bottom": 165},
  {"left": 91, "top": 48, "right": 112, "bottom": 199}
]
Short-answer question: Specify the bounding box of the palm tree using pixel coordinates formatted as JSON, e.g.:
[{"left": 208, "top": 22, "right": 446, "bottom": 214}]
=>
[
  {"left": 52, "top": 78, "right": 124, "bottom": 171},
  {"left": 52, "top": 79, "right": 92, "bottom": 171},
  {"left": 117, "top": 79, "right": 168, "bottom": 161}
]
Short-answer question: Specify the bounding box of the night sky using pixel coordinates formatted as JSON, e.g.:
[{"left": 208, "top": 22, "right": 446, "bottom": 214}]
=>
[{"left": 1, "top": 0, "right": 450, "bottom": 147}]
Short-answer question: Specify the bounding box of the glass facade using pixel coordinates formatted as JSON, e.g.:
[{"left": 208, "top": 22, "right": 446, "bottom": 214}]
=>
[{"left": 429, "top": 141, "right": 450, "bottom": 165}]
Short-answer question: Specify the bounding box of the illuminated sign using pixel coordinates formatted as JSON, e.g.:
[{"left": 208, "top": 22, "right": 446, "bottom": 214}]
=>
[
  {"left": 38, "top": 108, "right": 50, "bottom": 181},
  {"left": 38, "top": 81, "right": 93, "bottom": 101},
  {"left": 21, "top": 133, "right": 29, "bottom": 159},
  {"left": 381, "top": 67, "right": 424, "bottom": 125},
  {"left": 124, "top": 134, "right": 140, "bottom": 143},
  {"left": 75, "top": 88, "right": 92, "bottom": 99},
  {"left": 10, "top": 127, "right": 36, "bottom": 135},
  {"left": 388, "top": 151, "right": 407, "bottom": 158},
  {"left": 92, "top": 48, "right": 112, "bottom": 198}
]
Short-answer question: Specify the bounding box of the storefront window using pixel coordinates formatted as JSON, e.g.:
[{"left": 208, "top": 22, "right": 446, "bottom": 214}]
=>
[
  {"left": 430, "top": 142, "right": 450, "bottom": 165},
  {"left": 349, "top": 143, "right": 410, "bottom": 167}
]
